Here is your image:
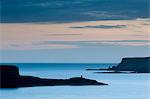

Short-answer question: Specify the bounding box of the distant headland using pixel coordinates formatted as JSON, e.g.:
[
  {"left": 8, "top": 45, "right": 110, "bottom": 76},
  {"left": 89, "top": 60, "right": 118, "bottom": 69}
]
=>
[
  {"left": 0, "top": 65, "right": 107, "bottom": 88},
  {"left": 87, "top": 57, "right": 150, "bottom": 73}
]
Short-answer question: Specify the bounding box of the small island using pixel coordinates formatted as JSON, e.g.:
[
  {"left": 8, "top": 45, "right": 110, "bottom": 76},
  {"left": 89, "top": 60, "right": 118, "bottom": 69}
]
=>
[
  {"left": 0, "top": 65, "right": 107, "bottom": 88},
  {"left": 87, "top": 57, "right": 150, "bottom": 73}
]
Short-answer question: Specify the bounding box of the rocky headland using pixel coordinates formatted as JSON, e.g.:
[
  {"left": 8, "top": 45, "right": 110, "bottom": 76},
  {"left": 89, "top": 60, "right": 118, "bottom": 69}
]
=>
[
  {"left": 87, "top": 57, "right": 150, "bottom": 73},
  {"left": 110, "top": 57, "right": 150, "bottom": 73},
  {"left": 0, "top": 65, "right": 107, "bottom": 88}
]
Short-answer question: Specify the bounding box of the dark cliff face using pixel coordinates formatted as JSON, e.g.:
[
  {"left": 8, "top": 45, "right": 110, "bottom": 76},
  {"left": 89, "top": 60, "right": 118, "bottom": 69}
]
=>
[
  {"left": 0, "top": 65, "right": 20, "bottom": 88},
  {"left": 112, "top": 57, "right": 150, "bottom": 73}
]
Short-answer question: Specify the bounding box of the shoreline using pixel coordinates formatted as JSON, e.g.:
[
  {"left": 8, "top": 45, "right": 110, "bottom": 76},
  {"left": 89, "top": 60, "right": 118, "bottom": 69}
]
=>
[{"left": 0, "top": 65, "right": 108, "bottom": 88}]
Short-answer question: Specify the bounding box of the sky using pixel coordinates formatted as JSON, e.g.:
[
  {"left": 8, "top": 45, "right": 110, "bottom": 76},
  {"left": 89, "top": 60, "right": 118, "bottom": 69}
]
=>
[{"left": 0, "top": 0, "right": 150, "bottom": 63}]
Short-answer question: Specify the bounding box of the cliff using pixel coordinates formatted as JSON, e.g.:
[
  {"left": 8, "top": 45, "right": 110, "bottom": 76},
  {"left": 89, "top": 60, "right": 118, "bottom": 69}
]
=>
[
  {"left": 111, "top": 57, "right": 150, "bottom": 73},
  {"left": 0, "top": 65, "right": 107, "bottom": 88},
  {"left": 0, "top": 65, "right": 20, "bottom": 88}
]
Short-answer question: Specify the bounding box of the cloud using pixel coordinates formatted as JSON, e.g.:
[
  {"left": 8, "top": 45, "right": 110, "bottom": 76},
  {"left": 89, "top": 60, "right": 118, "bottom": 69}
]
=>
[
  {"left": 33, "top": 40, "right": 150, "bottom": 49},
  {"left": 96, "top": 40, "right": 150, "bottom": 43},
  {"left": 9, "top": 44, "right": 22, "bottom": 47},
  {"left": 2, "top": 0, "right": 149, "bottom": 23},
  {"left": 70, "top": 25, "right": 127, "bottom": 29},
  {"left": 127, "top": 34, "right": 147, "bottom": 37},
  {"left": 4, "top": 43, "right": 78, "bottom": 50},
  {"left": 48, "top": 33, "right": 81, "bottom": 36},
  {"left": 1, "top": 19, "right": 149, "bottom": 50},
  {"left": 89, "top": 40, "right": 150, "bottom": 46}
]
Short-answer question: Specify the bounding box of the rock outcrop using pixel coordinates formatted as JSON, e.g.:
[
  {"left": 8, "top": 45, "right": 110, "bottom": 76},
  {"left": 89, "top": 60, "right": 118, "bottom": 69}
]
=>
[
  {"left": 0, "top": 65, "right": 20, "bottom": 88},
  {"left": 0, "top": 65, "right": 107, "bottom": 88},
  {"left": 111, "top": 57, "right": 150, "bottom": 73},
  {"left": 86, "top": 57, "right": 150, "bottom": 73},
  {"left": 18, "top": 76, "right": 106, "bottom": 87}
]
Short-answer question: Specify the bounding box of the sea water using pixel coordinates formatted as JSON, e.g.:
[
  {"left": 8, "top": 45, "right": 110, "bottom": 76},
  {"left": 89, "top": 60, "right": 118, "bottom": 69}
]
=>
[{"left": 0, "top": 63, "right": 150, "bottom": 99}]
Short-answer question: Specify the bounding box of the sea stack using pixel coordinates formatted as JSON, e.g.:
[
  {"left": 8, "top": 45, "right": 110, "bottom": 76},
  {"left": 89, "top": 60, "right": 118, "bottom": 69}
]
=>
[{"left": 0, "top": 65, "right": 20, "bottom": 88}]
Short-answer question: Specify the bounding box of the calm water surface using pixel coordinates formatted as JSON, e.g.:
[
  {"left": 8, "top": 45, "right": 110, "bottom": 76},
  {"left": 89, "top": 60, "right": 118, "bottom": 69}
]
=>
[{"left": 0, "top": 63, "right": 150, "bottom": 99}]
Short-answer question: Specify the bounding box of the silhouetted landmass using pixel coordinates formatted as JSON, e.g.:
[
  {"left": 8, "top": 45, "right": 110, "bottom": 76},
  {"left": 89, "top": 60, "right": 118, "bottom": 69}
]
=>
[
  {"left": 0, "top": 65, "right": 20, "bottom": 88},
  {"left": 0, "top": 65, "right": 107, "bottom": 88},
  {"left": 87, "top": 57, "right": 150, "bottom": 73},
  {"left": 111, "top": 57, "right": 150, "bottom": 73},
  {"left": 94, "top": 71, "right": 136, "bottom": 74},
  {"left": 86, "top": 69, "right": 108, "bottom": 71}
]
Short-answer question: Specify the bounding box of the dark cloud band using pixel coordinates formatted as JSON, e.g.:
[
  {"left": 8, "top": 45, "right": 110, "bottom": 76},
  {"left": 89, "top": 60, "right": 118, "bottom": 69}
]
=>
[
  {"left": 70, "top": 25, "right": 127, "bottom": 29},
  {"left": 1, "top": 0, "right": 149, "bottom": 23}
]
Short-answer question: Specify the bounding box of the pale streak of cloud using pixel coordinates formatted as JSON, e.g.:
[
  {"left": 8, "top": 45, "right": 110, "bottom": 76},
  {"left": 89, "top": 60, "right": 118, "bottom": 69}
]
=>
[
  {"left": 1, "top": 19, "right": 150, "bottom": 50},
  {"left": 35, "top": 40, "right": 150, "bottom": 48},
  {"left": 104, "top": 42, "right": 150, "bottom": 46},
  {"left": 89, "top": 40, "right": 150, "bottom": 46},
  {"left": 3, "top": 43, "right": 78, "bottom": 50}
]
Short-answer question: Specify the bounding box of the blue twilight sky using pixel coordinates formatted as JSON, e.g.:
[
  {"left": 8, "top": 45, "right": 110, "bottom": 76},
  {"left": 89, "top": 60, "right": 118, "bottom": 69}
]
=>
[
  {"left": 1, "top": 0, "right": 149, "bottom": 23},
  {"left": 0, "top": 0, "right": 150, "bottom": 63}
]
